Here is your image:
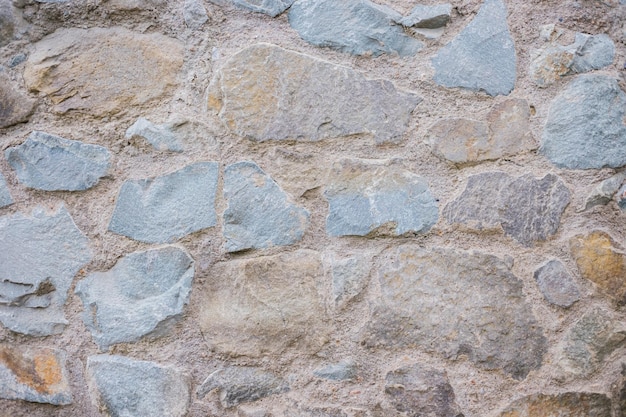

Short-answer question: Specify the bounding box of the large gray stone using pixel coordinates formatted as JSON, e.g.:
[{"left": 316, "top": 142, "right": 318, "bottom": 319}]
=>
[
  {"left": 209, "top": 0, "right": 295, "bottom": 17},
  {"left": 398, "top": 4, "right": 451, "bottom": 28},
  {"left": 362, "top": 246, "right": 547, "bottom": 380},
  {"left": 0, "top": 173, "right": 12, "bottom": 208},
  {"left": 125, "top": 117, "right": 184, "bottom": 152},
  {"left": 541, "top": 75, "right": 626, "bottom": 169},
  {"left": 534, "top": 260, "right": 580, "bottom": 308},
  {"left": 443, "top": 172, "right": 570, "bottom": 246},
  {"left": 288, "top": 0, "right": 423, "bottom": 56},
  {"left": 108, "top": 162, "right": 218, "bottom": 244},
  {"left": 432, "top": 0, "right": 516, "bottom": 96},
  {"left": 0, "top": 205, "right": 92, "bottom": 336},
  {"left": 223, "top": 161, "right": 309, "bottom": 252},
  {"left": 5, "top": 131, "right": 111, "bottom": 191},
  {"left": 208, "top": 43, "right": 421, "bottom": 144},
  {"left": 75, "top": 246, "right": 194, "bottom": 350},
  {"left": 0, "top": 73, "right": 36, "bottom": 128},
  {"left": 498, "top": 392, "right": 612, "bottom": 417}
]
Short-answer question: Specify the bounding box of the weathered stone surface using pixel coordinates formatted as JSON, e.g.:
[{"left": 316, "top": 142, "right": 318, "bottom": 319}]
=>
[
  {"left": 183, "top": 0, "right": 208, "bottom": 29},
  {"left": 0, "top": 345, "right": 72, "bottom": 405},
  {"left": 0, "top": 73, "right": 36, "bottom": 128},
  {"left": 314, "top": 360, "right": 357, "bottom": 381},
  {"left": 24, "top": 27, "right": 183, "bottom": 117},
  {"left": 223, "top": 161, "right": 309, "bottom": 252},
  {"left": 208, "top": 43, "right": 421, "bottom": 144},
  {"left": 534, "top": 260, "right": 580, "bottom": 308},
  {"left": 398, "top": 4, "right": 451, "bottom": 28},
  {"left": 330, "top": 254, "right": 370, "bottom": 309},
  {"left": 209, "top": 0, "right": 294, "bottom": 17},
  {"left": 487, "top": 99, "right": 534, "bottom": 155},
  {"left": 614, "top": 365, "right": 626, "bottom": 417},
  {"left": 109, "top": 162, "right": 218, "bottom": 244},
  {"left": 5, "top": 131, "right": 111, "bottom": 191},
  {"left": 541, "top": 75, "right": 626, "bottom": 169},
  {"left": 125, "top": 117, "right": 184, "bottom": 152},
  {"left": 444, "top": 172, "right": 570, "bottom": 246},
  {"left": 0, "top": 0, "right": 14, "bottom": 47},
  {"left": 197, "top": 250, "right": 331, "bottom": 357},
  {"left": 324, "top": 159, "right": 438, "bottom": 237},
  {"left": 618, "top": 184, "right": 626, "bottom": 211},
  {"left": 0, "top": 173, "right": 12, "bottom": 208},
  {"left": 104, "top": 0, "right": 165, "bottom": 11},
  {"left": 499, "top": 392, "right": 612, "bottom": 417},
  {"left": 288, "top": 0, "right": 423, "bottom": 57},
  {"left": 583, "top": 171, "right": 626, "bottom": 211},
  {"left": 75, "top": 246, "right": 194, "bottom": 350},
  {"left": 362, "top": 246, "right": 547, "bottom": 380},
  {"left": 197, "top": 367, "right": 289, "bottom": 407},
  {"left": 0, "top": 205, "right": 92, "bottom": 336},
  {"left": 385, "top": 364, "right": 463, "bottom": 417},
  {"left": 87, "top": 355, "right": 189, "bottom": 417}
]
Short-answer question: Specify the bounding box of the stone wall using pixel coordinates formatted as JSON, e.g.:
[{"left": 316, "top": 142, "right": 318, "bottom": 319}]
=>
[{"left": 0, "top": 0, "right": 625, "bottom": 416}]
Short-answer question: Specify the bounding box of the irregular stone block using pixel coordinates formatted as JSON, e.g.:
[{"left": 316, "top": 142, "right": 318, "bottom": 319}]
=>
[
  {"left": 197, "top": 250, "right": 331, "bottom": 357},
  {"left": 499, "top": 392, "right": 612, "bottom": 417},
  {"left": 288, "top": 0, "right": 423, "bottom": 56},
  {"left": 313, "top": 360, "right": 357, "bottom": 381},
  {"left": 109, "top": 162, "right": 218, "bottom": 244},
  {"left": 432, "top": 0, "right": 516, "bottom": 96},
  {"left": 0, "top": 345, "right": 72, "bottom": 405},
  {"left": 533, "top": 260, "right": 580, "bottom": 308},
  {"left": 0, "top": 73, "right": 36, "bottom": 128},
  {"left": 0, "top": 173, "right": 12, "bottom": 208},
  {"left": 223, "top": 161, "right": 309, "bottom": 252},
  {"left": 541, "top": 75, "right": 626, "bottom": 169},
  {"left": 0, "top": 0, "right": 14, "bottom": 47},
  {"left": 87, "top": 355, "right": 189, "bottom": 417},
  {"left": 324, "top": 158, "right": 438, "bottom": 237},
  {"left": 209, "top": 0, "right": 295, "bottom": 17},
  {"left": 183, "top": 0, "right": 208, "bottom": 29},
  {"left": 398, "top": 4, "right": 451, "bottom": 28},
  {"left": 24, "top": 27, "right": 183, "bottom": 117},
  {"left": 0, "top": 205, "right": 92, "bottom": 336},
  {"left": 125, "top": 117, "right": 184, "bottom": 152},
  {"left": 75, "top": 246, "right": 194, "bottom": 350},
  {"left": 329, "top": 254, "right": 370, "bottom": 309},
  {"left": 5, "top": 131, "right": 111, "bottom": 191},
  {"left": 362, "top": 246, "right": 547, "bottom": 380},
  {"left": 444, "top": 172, "right": 570, "bottom": 246},
  {"left": 583, "top": 171, "right": 626, "bottom": 211},
  {"left": 208, "top": 43, "right": 421, "bottom": 144}
]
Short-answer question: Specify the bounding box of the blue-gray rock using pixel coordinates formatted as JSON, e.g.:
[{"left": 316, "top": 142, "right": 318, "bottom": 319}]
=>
[
  {"left": 5, "top": 131, "right": 111, "bottom": 191},
  {"left": 330, "top": 254, "right": 370, "bottom": 309},
  {"left": 534, "top": 260, "right": 580, "bottom": 308},
  {"left": 87, "top": 355, "right": 190, "bottom": 417},
  {"left": 398, "top": 4, "right": 451, "bottom": 28},
  {"left": 75, "top": 246, "right": 194, "bottom": 350},
  {"left": 570, "top": 33, "right": 615, "bottom": 73},
  {"left": 541, "top": 75, "right": 626, "bottom": 169},
  {"left": 583, "top": 171, "right": 626, "bottom": 211},
  {"left": 432, "top": 0, "right": 516, "bottom": 96},
  {"left": 325, "top": 159, "right": 438, "bottom": 237},
  {"left": 223, "top": 161, "right": 309, "bottom": 252},
  {"left": 108, "top": 162, "right": 218, "bottom": 244},
  {"left": 0, "top": 173, "right": 12, "bottom": 208},
  {"left": 209, "top": 0, "right": 295, "bottom": 17},
  {"left": 0, "top": 73, "right": 36, "bottom": 128},
  {"left": 313, "top": 360, "right": 357, "bottom": 381},
  {"left": 8, "top": 53, "right": 26, "bottom": 67},
  {"left": 0, "top": 205, "right": 92, "bottom": 336},
  {"left": 125, "top": 117, "right": 184, "bottom": 152},
  {"left": 183, "top": 0, "right": 208, "bottom": 29}
]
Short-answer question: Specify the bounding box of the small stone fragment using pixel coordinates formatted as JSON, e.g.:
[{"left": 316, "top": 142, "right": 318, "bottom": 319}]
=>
[
  {"left": 499, "top": 392, "right": 612, "bottom": 417},
  {"left": 109, "top": 162, "right": 218, "bottom": 244},
  {"left": 583, "top": 171, "right": 626, "bottom": 211},
  {"left": 0, "top": 0, "right": 14, "bottom": 47},
  {"left": 617, "top": 184, "right": 626, "bottom": 211},
  {"left": 209, "top": 0, "right": 295, "bottom": 17},
  {"left": 125, "top": 117, "right": 184, "bottom": 152},
  {"left": 330, "top": 254, "right": 370, "bottom": 309},
  {"left": 184, "top": 0, "right": 208, "bottom": 29},
  {"left": 0, "top": 173, "right": 13, "bottom": 208},
  {"left": 534, "top": 260, "right": 580, "bottom": 308},
  {"left": 313, "top": 360, "right": 357, "bottom": 381},
  {"left": 0, "top": 73, "right": 36, "bottom": 128},
  {"left": 398, "top": 4, "right": 451, "bottom": 28},
  {"left": 8, "top": 53, "right": 26, "bottom": 67},
  {"left": 5, "top": 131, "right": 111, "bottom": 191}
]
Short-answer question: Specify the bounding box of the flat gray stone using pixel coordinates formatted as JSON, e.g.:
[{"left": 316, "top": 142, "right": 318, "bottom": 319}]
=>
[
  {"left": 5, "top": 131, "right": 111, "bottom": 191},
  {"left": 223, "top": 161, "right": 309, "bottom": 252},
  {"left": 0, "top": 73, "right": 36, "bottom": 128},
  {"left": 209, "top": 0, "right": 295, "bottom": 17},
  {"left": 444, "top": 172, "right": 570, "bottom": 246},
  {"left": 325, "top": 159, "right": 438, "bottom": 237},
  {"left": 75, "top": 246, "right": 194, "bottom": 350},
  {"left": 125, "top": 117, "right": 184, "bottom": 152},
  {"left": 109, "top": 162, "right": 218, "bottom": 244},
  {"left": 0, "top": 205, "right": 92, "bottom": 336},
  {"left": 0, "top": 173, "right": 12, "bottom": 208},
  {"left": 288, "top": 0, "right": 423, "bottom": 56},
  {"left": 398, "top": 4, "right": 451, "bottom": 28},
  {"left": 541, "top": 74, "right": 626, "bottom": 169},
  {"left": 183, "top": 0, "right": 208, "bottom": 29},
  {"left": 208, "top": 43, "right": 421, "bottom": 144},
  {"left": 432, "top": 0, "right": 516, "bottom": 96},
  {"left": 329, "top": 254, "right": 370, "bottom": 309},
  {"left": 87, "top": 355, "right": 190, "bottom": 417},
  {"left": 498, "top": 392, "right": 612, "bottom": 417},
  {"left": 583, "top": 171, "right": 626, "bottom": 211},
  {"left": 362, "top": 246, "right": 547, "bottom": 380},
  {"left": 313, "top": 360, "right": 357, "bottom": 381},
  {"left": 534, "top": 260, "right": 580, "bottom": 308}
]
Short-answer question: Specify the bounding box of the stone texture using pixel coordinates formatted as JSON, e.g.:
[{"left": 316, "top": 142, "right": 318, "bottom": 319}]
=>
[
  {"left": 444, "top": 172, "right": 570, "bottom": 246},
  {"left": 330, "top": 254, "right": 370, "bottom": 309},
  {"left": 398, "top": 4, "right": 451, "bottom": 28},
  {"left": 183, "top": 0, "right": 208, "bottom": 29},
  {"left": 324, "top": 158, "right": 438, "bottom": 237},
  {"left": 432, "top": 0, "right": 516, "bottom": 96},
  {"left": 0, "top": 205, "right": 92, "bottom": 336},
  {"left": 362, "top": 246, "right": 547, "bottom": 380},
  {"left": 618, "top": 184, "right": 626, "bottom": 211},
  {"left": 208, "top": 43, "right": 421, "bottom": 144},
  {"left": 24, "top": 27, "right": 183, "bottom": 117},
  {"left": 313, "top": 360, "right": 357, "bottom": 381},
  {"left": 87, "top": 355, "right": 189, "bottom": 417},
  {"left": 0, "top": 0, "right": 13, "bottom": 47},
  {"left": 197, "top": 250, "right": 331, "bottom": 357},
  {"left": 223, "top": 161, "right": 309, "bottom": 252},
  {"left": 288, "top": 0, "right": 423, "bottom": 57},
  {"left": 5, "top": 131, "right": 111, "bottom": 191},
  {"left": 125, "top": 117, "right": 184, "bottom": 152},
  {"left": 109, "top": 162, "right": 218, "bottom": 244},
  {"left": 0, "top": 73, "right": 36, "bottom": 128},
  {"left": 0, "top": 345, "right": 72, "bottom": 405},
  {"left": 75, "top": 246, "right": 194, "bottom": 350},
  {"left": 534, "top": 260, "right": 580, "bottom": 308},
  {"left": 0, "top": 173, "right": 12, "bottom": 208},
  {"left": 209, "top": 0, "right": 295, "bottom": 17},
  {"left": 583, "top": 171, "right": 626, "bottom": 211},
  {"left": 541, "top": 74, "right": 626, "bottom": 169},
  {"left": 499, "top": 392, "right": 612, "bottom": 417}
]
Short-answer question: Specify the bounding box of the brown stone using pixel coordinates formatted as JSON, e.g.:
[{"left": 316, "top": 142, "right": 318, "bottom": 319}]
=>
[
  {"left": 0, "top": 73, "right": 36, "bottom": 128},
  {"left": 499, "top": 392, "right": 611, "bottom": 417}
]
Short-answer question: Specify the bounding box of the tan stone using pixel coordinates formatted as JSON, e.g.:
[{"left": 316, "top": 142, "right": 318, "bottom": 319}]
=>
[
  {"left": 487, "top": 98, "right": 533, "bottom": 156},
  {"left": 499, "top": 392, "right": 611, "bottom": 417},
  {"left": 427, "top": 118, "right": 490, "bottom": 164},
  {"left": 0, "top": 73, "right": 36, "bottom": 128}
]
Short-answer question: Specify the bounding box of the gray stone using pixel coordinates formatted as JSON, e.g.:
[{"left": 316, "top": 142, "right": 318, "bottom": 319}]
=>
[
  {"left": 324, "top": 158, "right": 438, "bottom": 237},
  {"left": 8, "top": 53, "right": 26, "bottom": 67},
  {"left": 432, "top": 0, "right": 516, "bottom": 96},
  {"left": 209, "top": 0, "right": 295, "bottom": 17},
  {"left": 208, "top": 43, "right": 421, "bottom": 144},
  {"left": 362, "top": 246, "right": 547, "bottom": 380},
  {"left": 618, "top": 183, "right": 626, "bottom": 211},
  {"left": 0, "top": 173, "right": 12, "bottom": 208},
  {"left": 183, "top": 0, "right": 208, "bottom": 29},
  {"left": 197, "top": 366, "right": 289, "bottom": 408},
  {"left": 541, "top": 75, "right": 626, "bottom": 169},
  {"left": 125, "top": 117, "right": 184, "bottom": 152},
  {"left": 0, "top": 73, "right": 36, "bottom": 128},
  {"left": 570, "top": 33, "right": 615, "bottom": 73},
  {"left": 313, "top": 360, "right": 357, "bottom": 381},
  {"left": 87, "top": 355, "right": 190, "bottom": 417},
  {"left": 534, "top": 260, "right": 580, "bottom": 308},
  {"left": 288, "top": 0, "right": 423, "bottom": 57},
  {"left": 330, "top": 254, "right": 370, "bottom": 309},
  {"left": 398, "top": 4, "right": 451, "bottom": 28},
  {"left": 443, "top": 172, "right": 570, "bottom": 246},
  {"left": 498, "top": 392, "right": 612, "bottom": 417},
  {"left": 0, "top": 0, "right": 14, "bottom": 47},
  {"left": 223, "top": 161, "right": 309, "bottom": 252},
  {"left": 75, "top": 246, "right": 194, "bottom": 350},
  {"left": 0, "top": 205, "right": 92, "bottom": 336},
  {"left": 583, "top": 171, "right": 626, "bottom": 211},
  {"left": 108, "top": 162, "right": 218, "bottom": 244},
  {"left": 5, "top": 131, "right": 111, "bottom": 191}
]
